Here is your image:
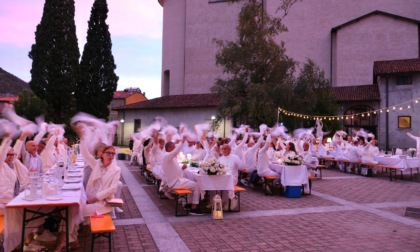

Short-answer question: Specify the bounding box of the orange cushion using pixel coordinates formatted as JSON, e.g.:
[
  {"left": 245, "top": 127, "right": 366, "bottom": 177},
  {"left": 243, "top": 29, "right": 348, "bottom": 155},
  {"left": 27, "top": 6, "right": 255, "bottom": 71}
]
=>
[
  {"left": 90, "top": 213, "right": 116, "bottom": 234},
  {"left": 234, "top": 185, "right": 246, "bottom": 193},
  {"left": 173, "top": 189, "right": 192, "bottom": 195},
  {"left": 0, "top": 215, "right": 4, "bottom": 234}
]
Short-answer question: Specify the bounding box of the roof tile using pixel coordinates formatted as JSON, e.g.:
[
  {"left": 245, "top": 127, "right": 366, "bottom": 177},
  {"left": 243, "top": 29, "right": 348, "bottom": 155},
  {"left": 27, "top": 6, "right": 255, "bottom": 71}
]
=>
[
  {"left": 331, "top": 85, "right": 380, "bottom": 102},
  {"left": 115, "top": 93, "right": 217, "bottom": 110},
  {"left": 374, "top": 58, "right": 420, "bottom": 75}
]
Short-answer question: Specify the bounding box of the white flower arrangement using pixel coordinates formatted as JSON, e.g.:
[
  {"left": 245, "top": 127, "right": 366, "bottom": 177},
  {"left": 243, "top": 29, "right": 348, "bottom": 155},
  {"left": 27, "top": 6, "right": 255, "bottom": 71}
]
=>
[
  {"left": 199, "top": 157, "right": 226, "bottom": 175},
  {"left": 283, "top": 154, "right": 303, "bottom": 166}
]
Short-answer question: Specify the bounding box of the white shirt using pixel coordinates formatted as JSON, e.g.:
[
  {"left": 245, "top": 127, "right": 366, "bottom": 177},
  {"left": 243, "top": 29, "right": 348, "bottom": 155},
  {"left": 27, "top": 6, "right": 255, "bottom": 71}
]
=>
[
  {"left": 218, "top": 154, "right": 245, "bottom": 185},
  {"left": 162, "top": 142, "right": 185, "bottom": 188}
]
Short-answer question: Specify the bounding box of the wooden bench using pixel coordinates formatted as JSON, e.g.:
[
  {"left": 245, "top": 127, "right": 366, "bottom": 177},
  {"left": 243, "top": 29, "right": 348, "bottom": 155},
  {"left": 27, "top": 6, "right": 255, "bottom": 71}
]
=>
[
  {"left": 90, "top": 213, "right": 116, "bottom": 252},
  {"left": 145, "top": 166, "right": 156, "bottom": 185},
  {"left": 228, "top": 185, "right": 246, "bottom": 212},
  {"left": 264, "top": 176, "right": 279, "bottom": 196},
  {"left": 0, "top": 215, "right": 4, "bottom": 237},
  {"left": 173, "top": 189, "right": 192, "bottom": 216},
  {"left": 314, "top": 164, "right": 326, "bottom": 179},
  {"left": 0, "top": 215, "right": 3, "bottom": 250}
]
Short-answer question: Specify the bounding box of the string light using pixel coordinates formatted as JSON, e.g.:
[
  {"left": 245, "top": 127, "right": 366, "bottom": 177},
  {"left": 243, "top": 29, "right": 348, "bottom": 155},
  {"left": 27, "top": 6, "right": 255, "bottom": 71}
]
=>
[{"left": 277, "top": 97, "right": 420, "bottom": 120}]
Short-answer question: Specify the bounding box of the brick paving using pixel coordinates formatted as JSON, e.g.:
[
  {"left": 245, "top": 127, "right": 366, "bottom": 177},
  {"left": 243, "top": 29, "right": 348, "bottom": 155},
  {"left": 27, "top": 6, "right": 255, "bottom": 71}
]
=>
[{"left": 73, "top": 162, "right": 420, "bottom": 251}]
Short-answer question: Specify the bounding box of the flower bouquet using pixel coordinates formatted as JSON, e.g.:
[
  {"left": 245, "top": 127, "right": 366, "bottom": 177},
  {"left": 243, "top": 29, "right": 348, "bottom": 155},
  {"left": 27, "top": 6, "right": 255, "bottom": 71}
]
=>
[
  {"left": 283, "top": 154, "right": 303, "bottom": 166},
  {"left": 199, "top": 157, "right": 226, "bottom": 175}
]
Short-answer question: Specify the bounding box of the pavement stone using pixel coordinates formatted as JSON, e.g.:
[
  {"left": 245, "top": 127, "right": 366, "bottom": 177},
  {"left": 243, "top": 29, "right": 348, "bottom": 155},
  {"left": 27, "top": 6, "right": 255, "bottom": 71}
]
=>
[{"left": 74, "top": 161, "right": 420, "bottom": 252}]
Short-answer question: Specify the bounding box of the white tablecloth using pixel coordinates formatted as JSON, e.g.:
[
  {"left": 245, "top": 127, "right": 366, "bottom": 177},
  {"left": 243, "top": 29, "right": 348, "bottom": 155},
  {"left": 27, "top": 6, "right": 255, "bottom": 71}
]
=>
[
  {"left": 183, "top": 168, "right": 235, "bottom": 199},
  {"left": 4, "top": 166, "right": 86, "bottom": 251},
  {"left": 270, "top": 164, "right": 310, "bottom": 193},
  {"left": 374, "top": 155, "right": 420, "bottom": 171}
]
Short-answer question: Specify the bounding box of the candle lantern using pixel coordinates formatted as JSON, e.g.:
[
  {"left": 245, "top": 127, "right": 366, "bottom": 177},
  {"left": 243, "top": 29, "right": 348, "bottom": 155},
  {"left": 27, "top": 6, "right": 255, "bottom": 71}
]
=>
[{"left": 212, "top": 194, "right": 223, "bottom": 220}]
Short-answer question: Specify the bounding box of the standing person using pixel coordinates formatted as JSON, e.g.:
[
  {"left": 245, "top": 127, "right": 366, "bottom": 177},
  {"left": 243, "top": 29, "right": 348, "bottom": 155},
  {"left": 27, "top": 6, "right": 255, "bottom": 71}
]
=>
[
  {"left": 406, "top": 131, "right": 420, "bottom": 158},
  {"left": 162, "top": 137, "right": 204, "bottom": 215}
]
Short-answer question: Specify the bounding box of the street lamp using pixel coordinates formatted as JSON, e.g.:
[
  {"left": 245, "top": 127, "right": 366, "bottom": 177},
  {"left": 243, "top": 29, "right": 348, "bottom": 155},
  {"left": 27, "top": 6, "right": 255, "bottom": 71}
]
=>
[{"left": 120, "top": 119, "right": 125, "bottom": 146}]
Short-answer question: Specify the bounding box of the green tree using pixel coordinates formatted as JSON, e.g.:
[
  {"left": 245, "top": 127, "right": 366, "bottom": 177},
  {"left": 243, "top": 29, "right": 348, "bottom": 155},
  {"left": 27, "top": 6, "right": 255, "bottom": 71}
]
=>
[
  {"left": 28, "top": 0, "right": 80, "bottom": 124},
  {"left": 75, "top": 0, "right": 118, "bottom": 119},
  {"left": 13, "top": 90, "right": 49, "bottom": 122},
  {"left": 211, "top": 0, "right": 296, "bottom": 128},
  {"left": 290, "top": 58, "right": 339, "bottom": 131}
]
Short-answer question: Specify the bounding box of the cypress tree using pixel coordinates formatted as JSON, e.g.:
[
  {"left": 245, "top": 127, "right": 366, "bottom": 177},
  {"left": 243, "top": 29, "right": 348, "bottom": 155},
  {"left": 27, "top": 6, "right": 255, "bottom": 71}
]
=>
[
  {"left": 75, "top": 0, "right": 119, "bottom": 119},
  {"left": 29, "top": 0, "right": 80, "bottom": 123}
]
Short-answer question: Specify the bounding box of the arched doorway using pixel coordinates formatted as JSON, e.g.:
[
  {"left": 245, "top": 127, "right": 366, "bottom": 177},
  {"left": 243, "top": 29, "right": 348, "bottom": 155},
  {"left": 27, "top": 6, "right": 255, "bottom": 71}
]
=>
[{"left": 343, "top": 105, "right": 378, "bottom": 138}]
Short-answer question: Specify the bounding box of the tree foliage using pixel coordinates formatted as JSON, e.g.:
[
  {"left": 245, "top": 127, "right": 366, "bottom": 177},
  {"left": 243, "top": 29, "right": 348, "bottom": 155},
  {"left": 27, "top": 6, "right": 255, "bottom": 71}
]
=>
[
  {"left": 28, "top": 0, "right": 80, "bottom": 124},
  {"left": 213, "top": 0, "right": 338, "bottom": 132},
  {"left": 285, "top": 58, "right": 338, "bottom": 131},
  {"left": 13, "top": 90, "right": 49, "bottom": 122},
  {"left": 212, "top": 0, "right": 295, "bottom": 128},
  {"left": 75, "top": 0, "right": 119, "bottom": 119}
]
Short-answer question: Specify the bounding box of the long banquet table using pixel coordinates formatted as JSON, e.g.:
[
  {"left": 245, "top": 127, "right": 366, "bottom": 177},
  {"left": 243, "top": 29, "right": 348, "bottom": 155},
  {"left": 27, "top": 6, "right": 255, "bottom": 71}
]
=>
[
  {"left": 183, "top": 167, "right": 235, "bottom": 199},
  {"left": 374, "top": 155, "right": 420, "bottom": 171},
  {"left": 4, "top": 160, "right": 86, "bottom": 252}
]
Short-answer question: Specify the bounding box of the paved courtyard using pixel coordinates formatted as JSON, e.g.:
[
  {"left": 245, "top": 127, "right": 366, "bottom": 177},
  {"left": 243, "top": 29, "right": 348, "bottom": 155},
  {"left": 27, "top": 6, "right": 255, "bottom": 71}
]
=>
[{"left": 77, "top": 161, "right": 420, "bottom": 252}]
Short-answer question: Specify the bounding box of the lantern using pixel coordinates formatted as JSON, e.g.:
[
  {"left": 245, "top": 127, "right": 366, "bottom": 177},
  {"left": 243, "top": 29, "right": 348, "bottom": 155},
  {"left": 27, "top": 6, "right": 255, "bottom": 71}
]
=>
[{"left": 212, "top": 194, "right": 223, "bottom": 220}]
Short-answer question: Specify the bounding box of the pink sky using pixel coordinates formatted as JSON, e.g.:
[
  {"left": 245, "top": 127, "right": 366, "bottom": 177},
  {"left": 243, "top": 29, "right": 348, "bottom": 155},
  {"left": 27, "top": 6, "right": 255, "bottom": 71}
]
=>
[{"left": 0, "top": 0, "right": 163, "bottom": 98}]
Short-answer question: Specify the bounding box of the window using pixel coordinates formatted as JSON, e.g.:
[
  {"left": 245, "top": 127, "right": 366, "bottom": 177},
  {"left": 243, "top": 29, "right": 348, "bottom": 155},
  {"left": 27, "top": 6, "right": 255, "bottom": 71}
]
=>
[
  {"left": 134, "top": 119, "right": 141, "bottom": 133},
  {"left": 396, "top": 75, "right": 412, "bottom": 85},
  {"left": 398, "top": 116, "right": 411, "bottom": 129},
  {"left": 111, "top": 103, "right": 114, "bottom": 109}
]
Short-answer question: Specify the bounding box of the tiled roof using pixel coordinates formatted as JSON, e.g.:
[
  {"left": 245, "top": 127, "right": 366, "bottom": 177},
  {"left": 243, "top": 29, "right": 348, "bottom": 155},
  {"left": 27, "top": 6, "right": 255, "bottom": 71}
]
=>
[
  {"left": 113, "top": 91, "right": 137, "bottom": 99},
  {"left": 331, "top": 85, "right": 380, "bottom": 102},
  {"left": 115, "top": 93, "right": 218, "bottom": 110},
  {"left": 374, "top": 58, "right": 420, "bottom": 76},
  {"left": 0, "top": 96, "right": 18, "bottom": 103}
]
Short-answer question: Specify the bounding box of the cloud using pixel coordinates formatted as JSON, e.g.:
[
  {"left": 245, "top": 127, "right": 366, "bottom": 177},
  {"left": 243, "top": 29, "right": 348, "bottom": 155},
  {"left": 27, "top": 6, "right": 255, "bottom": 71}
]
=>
[
  {"left": 0, "top": 0, "right": 163, "bottom": 47},
  {"left": 118, "top": 76, "right": 161, "bottom": 99}
]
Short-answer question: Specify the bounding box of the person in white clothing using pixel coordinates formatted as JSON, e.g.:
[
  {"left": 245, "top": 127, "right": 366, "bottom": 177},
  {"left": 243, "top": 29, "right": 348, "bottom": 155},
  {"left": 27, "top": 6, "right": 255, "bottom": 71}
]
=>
[
  {"left": 40, "top": 133, "right": 59, "bottom": 173},
  {"left": 191, "top": 141, "right": 206, "bottom": 162},
  {"left": 361, "top": 140, "right": 379, "bottom": 164},
  {"left": 219, "top": 144, "right": 246, "bottom": 185},
  {"left": 257, "top": 135, "right": 280, "bottom": 193},
  {"left": 0, "top": 135, "right": 19, "bottom": 215},
  {"left": 232, "top": 133, "right": 248, "bottom": 162},
  {"left": 162, "top": 137, "right": 204, "bottom": 215},
  {"left": 182, "top": 140, "right": 196, "bottom": 156},
  {"left": 406, "top": 131, "right": 420, "bottom": 158},
  {"left": 21, "top": 140, "right": 43, "bottom": 175}
]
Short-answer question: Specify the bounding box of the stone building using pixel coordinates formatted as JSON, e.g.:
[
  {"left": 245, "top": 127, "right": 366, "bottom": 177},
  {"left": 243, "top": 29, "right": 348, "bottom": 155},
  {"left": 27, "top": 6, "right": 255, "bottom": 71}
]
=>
[{"left": 117, "top": 0, "right": 420, "bottom": 150}]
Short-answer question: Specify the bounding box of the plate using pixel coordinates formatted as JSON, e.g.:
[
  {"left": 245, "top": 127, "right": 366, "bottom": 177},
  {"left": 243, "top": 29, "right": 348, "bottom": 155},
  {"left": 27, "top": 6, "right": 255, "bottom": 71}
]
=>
[
  {"left": 46, "top": 196, "right": 63, "bottom": 201},
  {"left": 67, "top": 173, "right": 83, "bottom": 177},
  {"left": 62, "top": 184, "right": 81, "bottom": 190},
  {"left": 64, "top": 178, "right": 82, "bottom": 183}
]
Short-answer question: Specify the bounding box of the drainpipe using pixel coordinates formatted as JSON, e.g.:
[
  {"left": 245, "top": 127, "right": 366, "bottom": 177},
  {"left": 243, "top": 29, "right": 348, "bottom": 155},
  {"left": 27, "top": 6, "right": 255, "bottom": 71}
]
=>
[{"left": 385, "top": 76, "right": 389, "bottom": 151}]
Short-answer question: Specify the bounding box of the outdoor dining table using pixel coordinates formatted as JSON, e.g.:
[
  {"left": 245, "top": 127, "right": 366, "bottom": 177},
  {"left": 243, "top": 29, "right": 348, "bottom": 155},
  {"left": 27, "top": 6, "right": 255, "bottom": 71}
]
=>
[
  {"left": 183, "top": 167, "right": 235, "bottom": 199},
  {"left": 270, "top": 164, "right": 310, "bottom": 194},
  {"left": 374, "top": 155, "right": 420, "bottom": 171},
  {"left": 4, "top": 162, "right": 86, "bottom": 252}
]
